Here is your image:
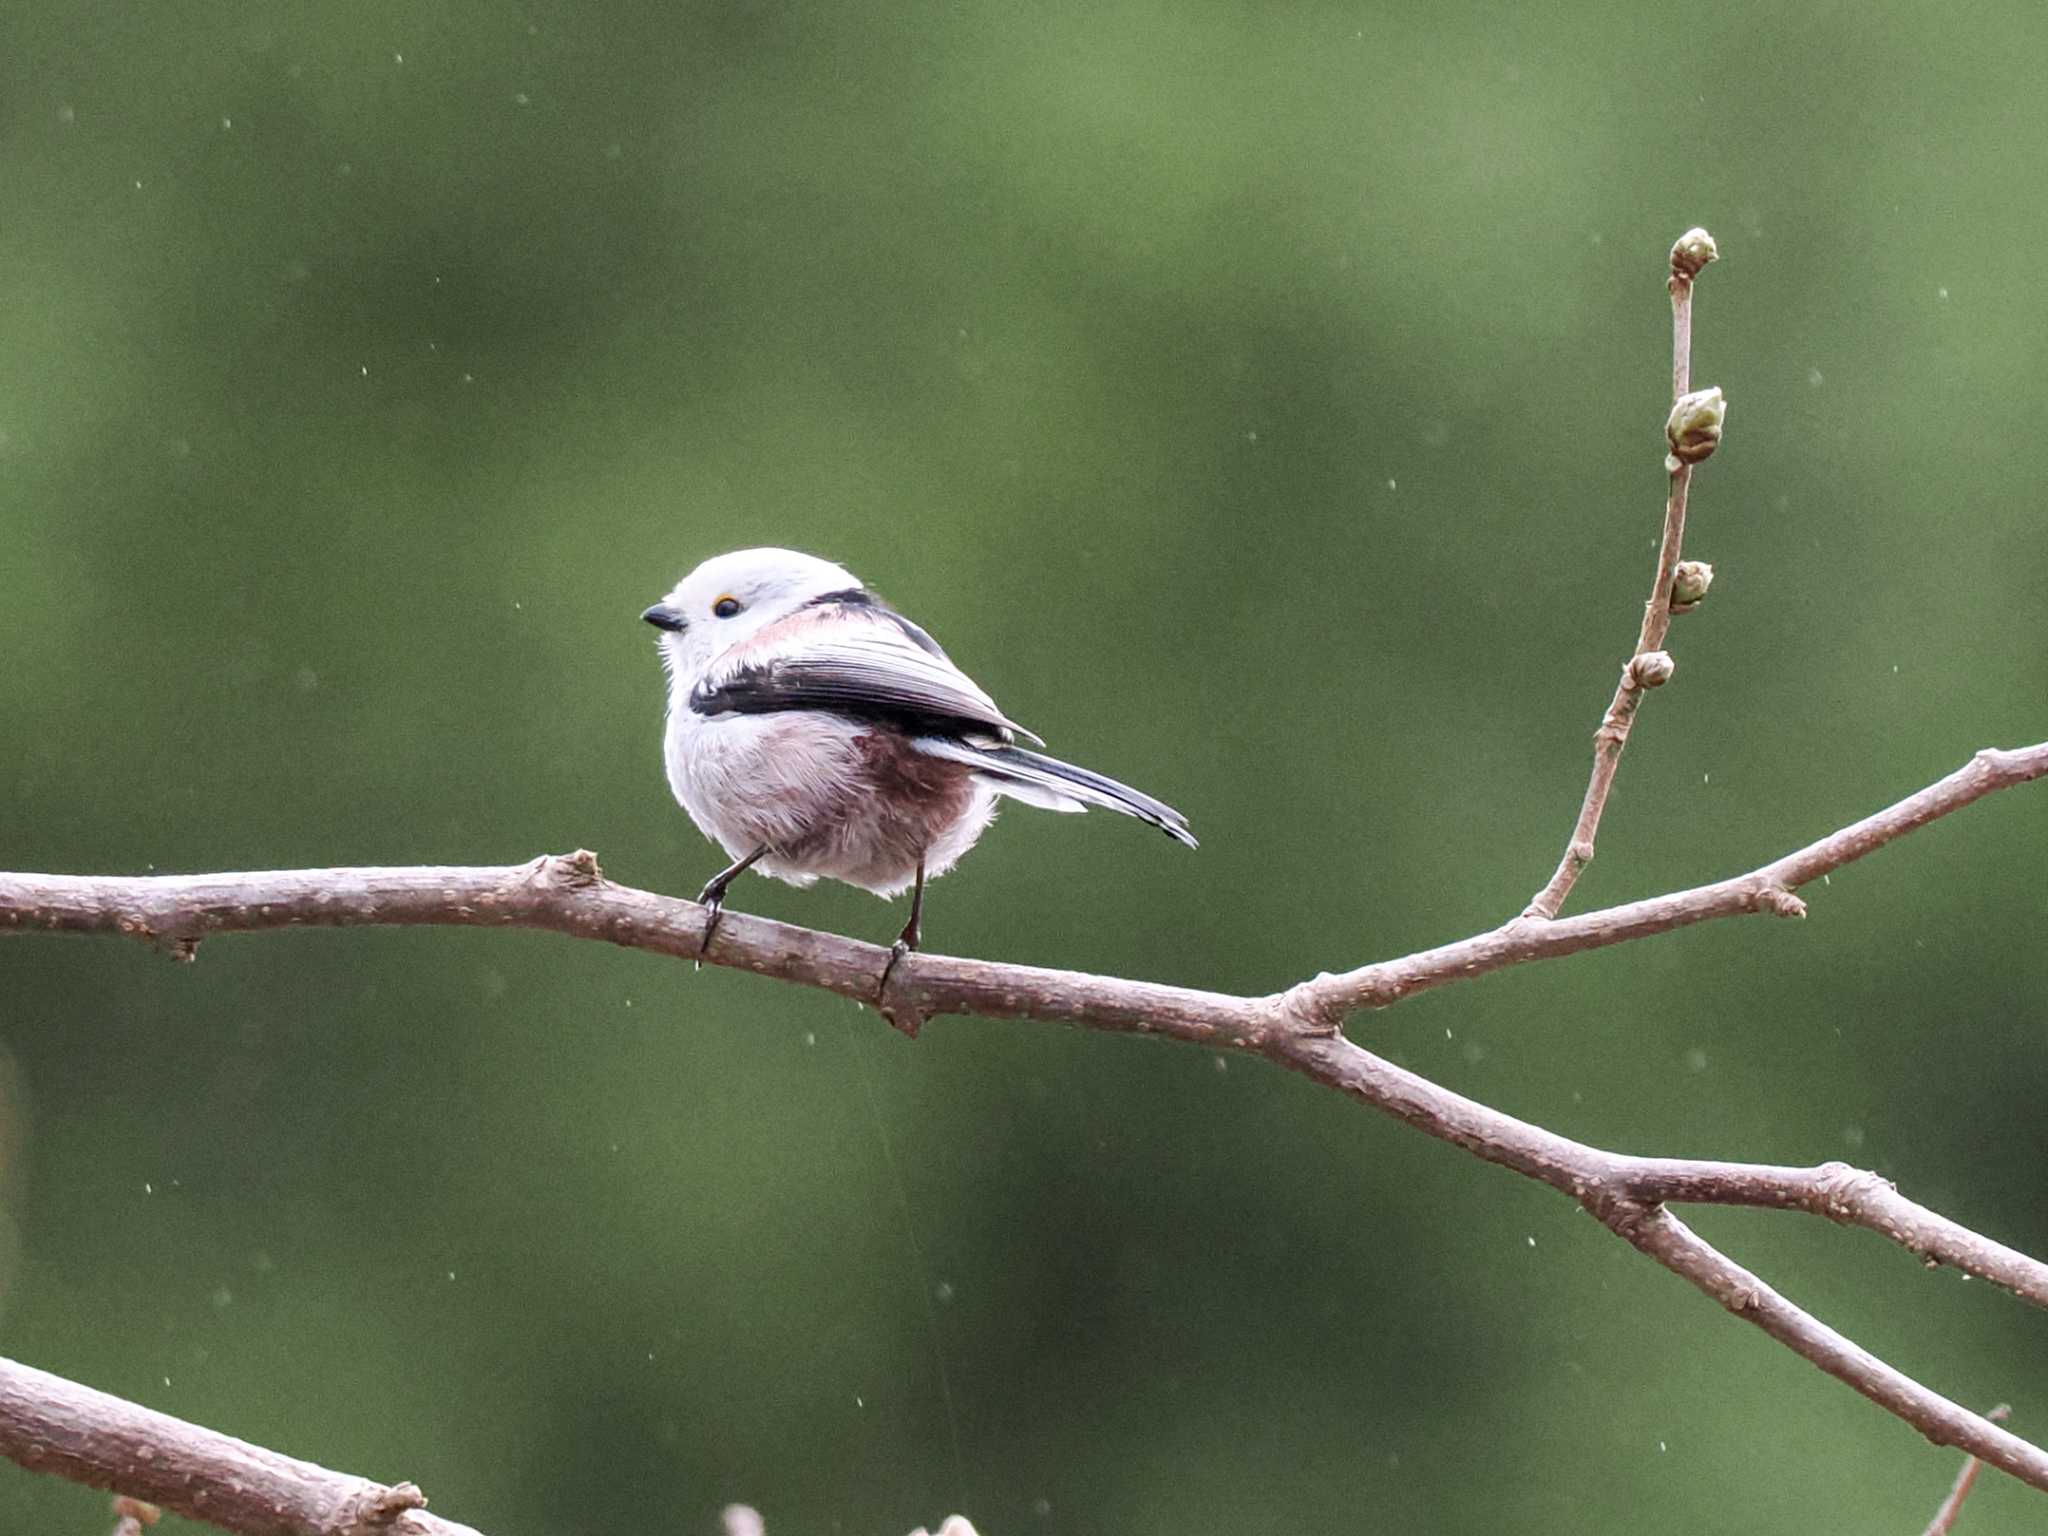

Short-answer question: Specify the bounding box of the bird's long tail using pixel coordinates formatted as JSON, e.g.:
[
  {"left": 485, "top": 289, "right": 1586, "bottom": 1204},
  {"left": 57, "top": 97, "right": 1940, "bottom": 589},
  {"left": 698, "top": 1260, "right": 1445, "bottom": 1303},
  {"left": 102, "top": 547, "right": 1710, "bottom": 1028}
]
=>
[{"left": 913, "top": 738, "right": 1197, "bottom": 848}]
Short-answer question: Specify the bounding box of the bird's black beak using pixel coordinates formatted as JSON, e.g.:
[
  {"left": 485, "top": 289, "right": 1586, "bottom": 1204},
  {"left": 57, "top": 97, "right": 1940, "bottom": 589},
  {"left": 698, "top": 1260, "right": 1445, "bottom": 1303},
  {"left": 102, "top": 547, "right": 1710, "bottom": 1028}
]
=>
[{"left": 642, "top": 603, "right": 688, "bottom": 632}]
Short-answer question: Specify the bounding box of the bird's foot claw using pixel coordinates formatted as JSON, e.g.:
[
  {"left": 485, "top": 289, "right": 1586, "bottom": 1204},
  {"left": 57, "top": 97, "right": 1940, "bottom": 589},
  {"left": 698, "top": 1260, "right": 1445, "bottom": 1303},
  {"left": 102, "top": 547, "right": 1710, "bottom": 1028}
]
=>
[
  {"left": 695, "top": 896, "right": 727, "bottom": 970},
  {"left": 875, "top": 939, "right": 926, "bottom": 1038},
  {"left": 877, "top": 938, "right": 911, "bottom": 999}
]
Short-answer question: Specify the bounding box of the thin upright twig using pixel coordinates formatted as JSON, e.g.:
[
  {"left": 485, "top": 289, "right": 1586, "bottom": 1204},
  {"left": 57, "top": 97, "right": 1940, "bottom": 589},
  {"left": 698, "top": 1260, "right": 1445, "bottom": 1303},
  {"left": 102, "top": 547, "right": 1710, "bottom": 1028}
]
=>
[
  {"left": 1921, "top": 1406, "right": 2014, "bottom": 1536},
  {"left": 1523, "top": 228, "right": 1720, "bottom": 920}
]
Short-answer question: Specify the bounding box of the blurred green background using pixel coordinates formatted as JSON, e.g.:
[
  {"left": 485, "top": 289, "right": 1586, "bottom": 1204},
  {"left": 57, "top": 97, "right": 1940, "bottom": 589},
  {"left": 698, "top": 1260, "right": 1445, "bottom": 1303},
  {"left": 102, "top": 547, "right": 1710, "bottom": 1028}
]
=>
[{"left": 3, "top": 0, "right": 2045, "bottom": 1530}]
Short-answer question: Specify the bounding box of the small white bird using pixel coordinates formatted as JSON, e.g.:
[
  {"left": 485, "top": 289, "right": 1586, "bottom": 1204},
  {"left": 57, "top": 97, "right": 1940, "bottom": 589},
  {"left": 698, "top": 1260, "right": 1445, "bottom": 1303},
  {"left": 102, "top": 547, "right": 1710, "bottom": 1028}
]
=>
[{"left": 643, "top": 548, "right": 1195, "bottom": 987}]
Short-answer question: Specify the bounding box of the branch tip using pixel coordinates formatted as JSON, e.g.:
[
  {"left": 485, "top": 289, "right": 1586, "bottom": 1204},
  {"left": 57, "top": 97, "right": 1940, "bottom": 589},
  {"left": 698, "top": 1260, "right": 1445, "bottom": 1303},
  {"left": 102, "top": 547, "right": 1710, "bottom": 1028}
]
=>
[{"left": 1670, "top": 227, "right": 1718, "bottom": 280}]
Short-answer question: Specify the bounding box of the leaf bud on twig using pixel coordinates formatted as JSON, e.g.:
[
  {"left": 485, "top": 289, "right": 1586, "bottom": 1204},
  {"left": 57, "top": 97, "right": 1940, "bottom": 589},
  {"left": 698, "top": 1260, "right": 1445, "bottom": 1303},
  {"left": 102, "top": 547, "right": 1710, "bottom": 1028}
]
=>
[
  {"left": 1670, "top": 559, "right": 1715, "bottom": 612},
  {"left": 1631, "top": 650, "right": 1676, "bottom": 688},
  {"left": 1670, "top": 227, "right": 1719, "bottom": 280},
  {"left": 1666, "top": 386, "right": 1726, "bottom": 465}
]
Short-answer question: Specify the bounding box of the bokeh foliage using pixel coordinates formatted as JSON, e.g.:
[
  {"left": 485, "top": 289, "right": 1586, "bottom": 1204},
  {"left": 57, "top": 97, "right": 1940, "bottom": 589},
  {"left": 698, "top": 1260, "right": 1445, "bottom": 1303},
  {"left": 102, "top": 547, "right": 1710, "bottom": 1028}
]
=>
[{"left": 3, "top": 1, "right": 2045, "bottom": 1530}]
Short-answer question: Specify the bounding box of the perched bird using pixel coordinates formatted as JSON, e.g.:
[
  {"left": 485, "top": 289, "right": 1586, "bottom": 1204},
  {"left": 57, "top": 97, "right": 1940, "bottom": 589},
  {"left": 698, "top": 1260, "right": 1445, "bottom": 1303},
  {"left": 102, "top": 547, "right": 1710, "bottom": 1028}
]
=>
[{"left": 643, "top": 548, "right": 1195, "bottom": 988}]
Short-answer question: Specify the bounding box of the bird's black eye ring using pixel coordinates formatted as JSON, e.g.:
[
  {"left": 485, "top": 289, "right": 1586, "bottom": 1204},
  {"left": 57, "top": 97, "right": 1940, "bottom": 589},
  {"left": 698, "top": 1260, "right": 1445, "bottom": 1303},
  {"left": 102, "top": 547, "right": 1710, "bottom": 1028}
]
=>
[{"left": 712, "top": 595, "right": 743, "bottom": 619}]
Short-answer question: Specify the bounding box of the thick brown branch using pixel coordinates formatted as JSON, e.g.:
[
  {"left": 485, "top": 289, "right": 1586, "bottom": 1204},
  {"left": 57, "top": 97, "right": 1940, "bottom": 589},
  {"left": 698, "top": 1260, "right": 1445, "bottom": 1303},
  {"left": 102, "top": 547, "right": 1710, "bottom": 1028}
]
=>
[
  {"left": 0, "top": 1356, "right": 476, "bottom": 1536},
  {"left": 7, "top": 745, "right": 2042, "bottom": 1044}
]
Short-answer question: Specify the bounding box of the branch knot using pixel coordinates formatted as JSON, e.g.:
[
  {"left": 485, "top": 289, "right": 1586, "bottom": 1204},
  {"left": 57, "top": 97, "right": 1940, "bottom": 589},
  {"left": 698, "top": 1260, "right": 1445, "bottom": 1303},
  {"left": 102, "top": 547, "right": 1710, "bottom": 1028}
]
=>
[
  {"left": 336, "top": 1479, "right": 428, "bottom": 1535},
  {"left": 1754, "top": 884, "right": 1806, "bottom": 919}
]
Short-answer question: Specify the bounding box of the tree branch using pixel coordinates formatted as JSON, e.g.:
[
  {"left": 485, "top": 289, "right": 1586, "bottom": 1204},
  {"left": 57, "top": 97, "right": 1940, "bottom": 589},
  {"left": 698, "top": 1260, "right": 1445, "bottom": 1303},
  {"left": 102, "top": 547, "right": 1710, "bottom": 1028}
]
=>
[
  {"left": 1292, "top": 741, "right": 2048, "bottom": 1022},
  {"left": 0, "top": 1356, "right": 475, "bottom": 1536},
  {"left": 1524, "top": 227, "right": 1720, "bottom": 920},
  {"left": 7, "top": 742, "right": 2040, "bottom": 1040}
]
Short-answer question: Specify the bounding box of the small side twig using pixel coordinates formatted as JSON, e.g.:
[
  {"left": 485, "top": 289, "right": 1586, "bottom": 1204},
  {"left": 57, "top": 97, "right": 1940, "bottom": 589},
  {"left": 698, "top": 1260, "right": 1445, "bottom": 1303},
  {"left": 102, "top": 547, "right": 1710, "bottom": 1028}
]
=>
[
  {"left": 1922, "top": 1406, "right": 2014, "bottom": 1536},
  {"left": 1524, "top": 227, "right": 1722, "bottom": 920}
]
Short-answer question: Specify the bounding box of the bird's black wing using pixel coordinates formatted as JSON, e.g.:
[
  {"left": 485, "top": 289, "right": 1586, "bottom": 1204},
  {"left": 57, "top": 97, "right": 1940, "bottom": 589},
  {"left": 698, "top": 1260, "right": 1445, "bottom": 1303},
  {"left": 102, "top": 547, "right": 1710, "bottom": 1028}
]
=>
[{"left": 688, "top": 599, "right": 1040, "bottom": 742}]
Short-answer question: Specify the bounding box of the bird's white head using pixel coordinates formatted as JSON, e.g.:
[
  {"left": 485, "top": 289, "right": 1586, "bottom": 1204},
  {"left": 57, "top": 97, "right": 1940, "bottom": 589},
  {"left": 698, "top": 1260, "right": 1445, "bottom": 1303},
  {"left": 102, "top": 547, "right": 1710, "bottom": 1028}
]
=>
[{"left": 641, "top": 547, "right": 862, "bottom": 678}]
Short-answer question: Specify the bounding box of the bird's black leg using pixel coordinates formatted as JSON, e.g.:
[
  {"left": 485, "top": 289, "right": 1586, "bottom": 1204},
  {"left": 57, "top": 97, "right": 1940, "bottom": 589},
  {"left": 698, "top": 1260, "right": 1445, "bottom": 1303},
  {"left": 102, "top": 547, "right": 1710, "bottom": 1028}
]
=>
[
  {"left": 876, "top": 854, "right": 927, "bottom": 1001},
  {"left": 696, "top": 845, "right": 768, "bottom": 964}
]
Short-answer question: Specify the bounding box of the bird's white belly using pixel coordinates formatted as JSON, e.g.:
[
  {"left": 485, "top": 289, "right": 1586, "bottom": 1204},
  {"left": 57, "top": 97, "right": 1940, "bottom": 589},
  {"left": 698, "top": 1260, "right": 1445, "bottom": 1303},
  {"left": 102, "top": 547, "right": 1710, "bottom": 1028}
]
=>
[
  {"left": 665, "top": 711, "right": 860, "bottom": 881},
  {"left": 662, "top": 709, "right": 996, "bottom": 897}
]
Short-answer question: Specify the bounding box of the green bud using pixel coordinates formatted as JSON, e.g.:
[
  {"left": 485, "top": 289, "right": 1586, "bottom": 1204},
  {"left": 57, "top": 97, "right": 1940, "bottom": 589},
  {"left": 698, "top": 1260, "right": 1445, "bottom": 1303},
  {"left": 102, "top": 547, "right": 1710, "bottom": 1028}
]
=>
[
  {"left": 1631, "top": 650, "right": 1676, "bottom": 688},
  {"left": 1671, "top": 559, "right": 1715, "bottom": 611},
  {"left": 1666, "top": 387, "right": 1726, "bottom": 465},
  {"left": 1670, "top": 227, "right": 1719, "bottom": 280}
]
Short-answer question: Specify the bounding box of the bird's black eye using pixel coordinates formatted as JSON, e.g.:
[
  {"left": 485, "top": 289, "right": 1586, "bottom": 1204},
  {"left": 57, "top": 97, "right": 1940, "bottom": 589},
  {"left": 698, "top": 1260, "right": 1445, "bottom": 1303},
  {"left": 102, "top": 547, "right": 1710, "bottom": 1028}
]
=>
[{"left": 712, "top": 595, "right": 743, "bottom": 619}]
